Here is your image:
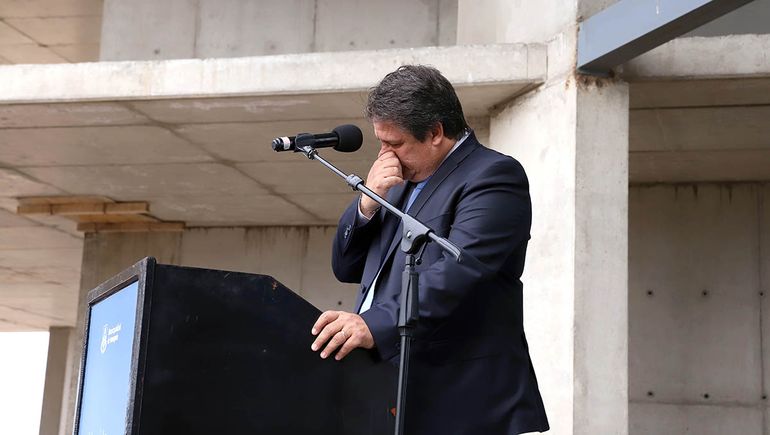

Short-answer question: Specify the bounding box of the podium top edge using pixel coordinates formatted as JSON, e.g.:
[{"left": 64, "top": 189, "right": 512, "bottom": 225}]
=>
[{"left": 86, "top": 257, "right": 156, "bottom": 306}]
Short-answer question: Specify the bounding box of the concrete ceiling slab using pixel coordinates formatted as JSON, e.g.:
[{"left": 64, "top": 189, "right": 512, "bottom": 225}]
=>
[
  {"left": 0, "top": 43, "right": 67, "bottom": 64},
  {"left": 0, "top": 226, "right": 80, "bottom": 250},
  {"left": 630, "top": 78, "right": 770, "bottom": 109},
  {"left": 5, "top": 16, "right": 101, "bottom": 46},
  {"left": 20, "top": 213, "right": 81, "bottom": 237},
  {"left": 0, "top": 247, "right": 82, "bottom": 285},
  {"left": 147, "top": 194, "right": 318, "bottom": 226},
  {"left": 623, "top": 34, "right": 770, "bottom": 80},
  {"left": 130, "top": 93, "right": 367, "bottom": 124},
  {"left": 0, "top": 168, "right": 63, "bottom": 196},
  {"left": 0, "top": 208, "right": 37, "bottom": 227},
  {"left": 455, "top": 84, "right": 538, "bottom": 115},
  {"left": 0, "top": 282, "right": 78, "bottom": 329},
  {"left": 0, "top": 102, "right": 149, "bottom": 128},
  {"left": 0, "top": 197, "right": 18, "bottom": 212},
  {"left": 174, "top": 119, "right": 380, "bottom": 163},
  {"left": 286, "top": 192, "right": 358, "bottom": 223},
  {"left": 0, "top": 0, "right": 102, "bottom": 18},
  {"left": 21, "top": 163, "right": 270, "bottom": 198},
  {"left": 0, "top": 125, "right": 212, "bottom": 166},
  {"left": 237, "top": 160, "right": 373, "bottom": 195},
  {"left": 0, "top": 20, "right": 33, "bottom": 44},
  {"left": 630, "top": 106, "right": 770, "bottom": 152},
  {"left": 630, "top": 149, "right": 770, "bottom": 183},
  {"left": 47, "top": 43, "right": 100, "bottom": 63}
]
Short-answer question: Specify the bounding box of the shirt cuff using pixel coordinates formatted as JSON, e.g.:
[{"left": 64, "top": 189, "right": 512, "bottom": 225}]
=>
[{"left": 356, "top": 197, "right": 379, "bottom": 223}]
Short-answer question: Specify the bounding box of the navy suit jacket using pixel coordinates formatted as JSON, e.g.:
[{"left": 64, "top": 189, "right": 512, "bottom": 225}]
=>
[{"left": 332, "top": 133, "right": 549, "bottom": 434}]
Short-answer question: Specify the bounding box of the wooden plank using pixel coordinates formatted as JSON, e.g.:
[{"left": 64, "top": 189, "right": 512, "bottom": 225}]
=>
[
  {"left": 17, "top": 203, "right": 53, "bottom": 214},
  {"left": 18, "top": 201, "right": 149, "bottom": 216},
  {"left": 17, "top": 196, "right": 114, "bottom": 205},
  {"left": 77, "top": 222, "right": 185, "bottom": 233},
  {"left": 105, "top": 202, "right": 149, "bottom": 214},
  {"left": 75, "top": 214, "right": 159, "bottom": 224},
  {"left": 51, "top": 203, "right": 105, "bottom": 215}
]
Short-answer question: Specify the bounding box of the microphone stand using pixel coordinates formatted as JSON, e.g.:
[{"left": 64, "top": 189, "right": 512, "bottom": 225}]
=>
[{"left": 294, "top": 145, "right": 461, "bottom": 435}]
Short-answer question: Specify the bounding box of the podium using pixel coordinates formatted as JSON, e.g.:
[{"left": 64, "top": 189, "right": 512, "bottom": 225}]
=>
[{"left": 73, "top": 257, "right": 397, "bottom": 435}]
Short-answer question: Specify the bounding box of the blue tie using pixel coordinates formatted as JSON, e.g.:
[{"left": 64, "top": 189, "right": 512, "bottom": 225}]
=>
[{"left": 405, "top": 179, "right": 428, "bottom": 212}]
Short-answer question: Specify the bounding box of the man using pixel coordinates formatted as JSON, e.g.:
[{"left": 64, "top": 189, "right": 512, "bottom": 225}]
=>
[{"left": 311, "top": 65, "right": 549, "bottom": 434}]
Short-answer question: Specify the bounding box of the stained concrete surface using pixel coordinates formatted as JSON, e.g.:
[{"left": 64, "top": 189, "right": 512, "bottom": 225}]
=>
[
  {"left": 629, "top": 184, "right": 769, "bottom": 434},
  {"left": 101, "top": 0, "right": 458, "bottom": 61}
]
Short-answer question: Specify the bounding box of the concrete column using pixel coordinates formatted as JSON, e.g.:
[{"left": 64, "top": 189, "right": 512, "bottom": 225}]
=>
[
  {"left": 38, "top": 327, "right": 74, "bottom": 435},
  {"left": 458, "top": 1, "right": 630, "bottom": 431},
  {"left": 489, "top": 43, "right": 629, "bottom": 435},
  {"left": 572, "top": 81, "right": 629, "bottom": 433}
]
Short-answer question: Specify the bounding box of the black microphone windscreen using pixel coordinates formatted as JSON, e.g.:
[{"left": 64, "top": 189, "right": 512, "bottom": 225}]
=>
[{"left": 332, "top": 124, "right": 363, "bottom": 153}]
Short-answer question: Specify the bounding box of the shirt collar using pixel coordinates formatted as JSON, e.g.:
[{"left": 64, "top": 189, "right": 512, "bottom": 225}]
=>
[{"left": 442, "top": 128, "right": 471, "bottom": 164}]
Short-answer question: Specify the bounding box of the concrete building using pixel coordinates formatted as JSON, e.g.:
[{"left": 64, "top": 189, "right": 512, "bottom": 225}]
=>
[{"left": 0, "top": 0, "right": 767, "bottom": 433}]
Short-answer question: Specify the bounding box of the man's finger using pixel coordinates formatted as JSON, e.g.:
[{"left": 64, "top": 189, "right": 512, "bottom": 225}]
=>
[
  {"left": 311, "top": 319, "right": 342, "bottom": 352},
  {"left": 312, "top": 311, "right": 339, "bottom": 335},
  {"left": 334, "top": 335, "right": 359, "bottom": 361},
  {"left": 382, "top": 176, "right": 404, "bottom": 189},
  {"left": 379, "top": 156, "right": 401, "bottom": 167},
  {"left": 320, "top": 329, "right": 349, "bottom": 359}
]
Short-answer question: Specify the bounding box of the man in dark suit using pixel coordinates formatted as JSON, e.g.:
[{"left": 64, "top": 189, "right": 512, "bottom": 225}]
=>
[{"left": 311, "top": 65, "right": 549, "bottom": 434}]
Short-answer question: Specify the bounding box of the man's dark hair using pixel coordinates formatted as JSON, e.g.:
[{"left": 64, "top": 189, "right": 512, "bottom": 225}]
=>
[{"left": 365, "top": 65, "right": 469, "bottom": 141}]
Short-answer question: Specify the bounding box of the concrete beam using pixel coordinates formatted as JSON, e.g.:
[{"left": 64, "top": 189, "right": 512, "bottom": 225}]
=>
[
  {"left": 0, "top": 44, "right": 546, "bottom": 104},
  {"left": 578, "top": 0, "right": 755, "bottom": 75},
  {"left": 622, "top": 34, "right": 770, "bottom": 80}
]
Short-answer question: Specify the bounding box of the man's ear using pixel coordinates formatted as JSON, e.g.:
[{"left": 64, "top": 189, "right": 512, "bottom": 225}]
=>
[{"left": 430, "top": 122, "right": 444, "bottom": 146}]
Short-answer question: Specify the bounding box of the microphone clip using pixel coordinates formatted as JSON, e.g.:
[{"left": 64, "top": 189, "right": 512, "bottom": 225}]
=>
[{"left": 293, "top": 133, "right": 318, "bottom": 150}]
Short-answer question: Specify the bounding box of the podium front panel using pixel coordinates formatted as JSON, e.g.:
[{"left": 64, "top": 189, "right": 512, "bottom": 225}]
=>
[{"left": 77, "top": 280, "right": 140, "bottom": 434}]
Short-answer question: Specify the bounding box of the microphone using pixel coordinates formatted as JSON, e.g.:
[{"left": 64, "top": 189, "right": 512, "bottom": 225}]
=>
[{"left": 272, "top": 124, "right": 363, "bottom": 153}]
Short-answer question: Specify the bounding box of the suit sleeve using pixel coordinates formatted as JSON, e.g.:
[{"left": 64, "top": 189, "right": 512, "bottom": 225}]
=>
[
  {"left": 361, "top": 158, "right": 532, "bottom": 360},
  {"left": 331, "top": 198, "right": 382, "bottom": 283}
]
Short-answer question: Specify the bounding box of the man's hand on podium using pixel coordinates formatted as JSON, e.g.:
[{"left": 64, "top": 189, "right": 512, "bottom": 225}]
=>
[{"left": 311, "top": 311, "right": 375, "bottom": 361}]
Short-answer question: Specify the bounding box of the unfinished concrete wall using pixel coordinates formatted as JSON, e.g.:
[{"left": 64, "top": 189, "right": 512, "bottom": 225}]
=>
[
  {"left": 100, "top": 0, "right": 458, "bottom": 61},
  {"left": 629, "top": 183, "right": 769, "bottom": 434},
  {"left": 457, "top": 0, "right": 577, "bottom": 44}
]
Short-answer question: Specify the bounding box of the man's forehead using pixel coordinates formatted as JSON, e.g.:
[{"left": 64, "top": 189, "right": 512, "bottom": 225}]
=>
[{"left": 372, "top": 120, "right": 408, "bottom": 140}]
